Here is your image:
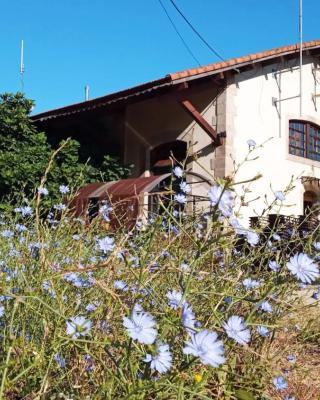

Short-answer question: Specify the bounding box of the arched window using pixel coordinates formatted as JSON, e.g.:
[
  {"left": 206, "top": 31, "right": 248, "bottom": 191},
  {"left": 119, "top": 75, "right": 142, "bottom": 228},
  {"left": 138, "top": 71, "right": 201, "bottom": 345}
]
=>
[
  {"left": 150, "top": 141, "right": 187, "bottom": 175},
  {"left": 289, "top": 120, "right": 320, "bottom": 161}
]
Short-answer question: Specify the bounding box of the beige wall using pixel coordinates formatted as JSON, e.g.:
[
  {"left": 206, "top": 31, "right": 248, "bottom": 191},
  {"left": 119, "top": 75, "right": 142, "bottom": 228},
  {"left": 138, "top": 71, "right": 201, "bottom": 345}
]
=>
[
  {"left": 123, "top": 55, "right": 320, "bottom": 223},
  {"left": 124, "top": 83, "right": 224, "bottom": 191},
  {"left": 226, "top": 55, "right": 320, "bottom": 224}
]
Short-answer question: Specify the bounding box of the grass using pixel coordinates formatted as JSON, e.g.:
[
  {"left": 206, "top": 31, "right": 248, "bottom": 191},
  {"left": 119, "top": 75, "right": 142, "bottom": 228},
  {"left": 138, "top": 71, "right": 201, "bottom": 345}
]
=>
[
  {"left": 266, "top": 297, "right": 320, "bottom": 400},
  {"left": 0, "top": 172, "right": 319, "bottom": 399}
]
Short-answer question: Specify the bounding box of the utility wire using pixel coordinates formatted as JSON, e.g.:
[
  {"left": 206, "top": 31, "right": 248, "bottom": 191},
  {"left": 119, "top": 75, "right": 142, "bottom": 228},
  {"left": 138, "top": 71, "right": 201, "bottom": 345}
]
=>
[
  {"left": 169, "top": 0, "right": 225, "bottom": 62},
  {"left": 157, "top": 0, "right": 201, "bottom": 66}
]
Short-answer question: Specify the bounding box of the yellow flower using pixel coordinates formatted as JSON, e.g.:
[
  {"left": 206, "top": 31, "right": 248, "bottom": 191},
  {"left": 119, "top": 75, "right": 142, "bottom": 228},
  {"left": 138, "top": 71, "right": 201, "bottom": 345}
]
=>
[{"left": 194, "top": 373, "right": 203, "bottom": 383}]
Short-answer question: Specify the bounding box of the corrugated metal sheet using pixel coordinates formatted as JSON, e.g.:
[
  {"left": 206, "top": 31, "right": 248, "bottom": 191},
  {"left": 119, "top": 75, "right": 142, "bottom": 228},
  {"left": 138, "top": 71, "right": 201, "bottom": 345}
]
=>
[
  {"left": 71, "top": 182, "right": 105, "bottom": 216},
  {"left": 31, "top": 77, "right": 172, "bottom": 122},
  {"left": 71, "top": 175, "right": 171, "bottom": 227},
  {"left": 106, "top": 175, "right": 169, "bottom": 196}
]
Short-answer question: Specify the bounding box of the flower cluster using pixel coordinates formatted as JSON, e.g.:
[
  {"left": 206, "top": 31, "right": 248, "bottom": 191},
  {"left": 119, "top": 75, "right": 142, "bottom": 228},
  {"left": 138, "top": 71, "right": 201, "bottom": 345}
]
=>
[{"left": 0, "top": 162, "right": 318, "bottom": 399}]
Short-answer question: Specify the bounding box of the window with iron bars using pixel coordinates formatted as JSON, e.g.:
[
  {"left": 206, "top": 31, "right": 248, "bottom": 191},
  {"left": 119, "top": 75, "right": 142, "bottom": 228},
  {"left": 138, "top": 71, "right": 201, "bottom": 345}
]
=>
[{"left": 289, "top": 120, "right": 320, "bottom": 161}]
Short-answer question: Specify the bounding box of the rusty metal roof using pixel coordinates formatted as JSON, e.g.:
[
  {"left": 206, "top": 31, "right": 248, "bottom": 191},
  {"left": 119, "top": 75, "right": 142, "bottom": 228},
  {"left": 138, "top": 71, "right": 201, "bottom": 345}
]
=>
[
  {"left": 32, "top": 77, "right": 172, "bottom": 122},
  {"left": 106, "top": 175, "right": 170, "bottom": 197},
  {"left": 72, "top": 175, "right": 171, "bottom": 215},
  {"left": 71, "top": 175, "right": 172, "bottom": 228},
  {"left": 32, "top": 40, "right": 320, "bottom": 122}
]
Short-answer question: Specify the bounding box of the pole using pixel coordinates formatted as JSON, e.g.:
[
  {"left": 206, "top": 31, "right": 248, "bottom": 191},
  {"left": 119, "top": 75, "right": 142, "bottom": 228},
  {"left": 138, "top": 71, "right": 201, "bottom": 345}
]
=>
[
  {"left": 20, "top": 40, "right": 25, "bottom": 92},
  {"left": 85, "top": 85, "right": 90, "bottom": 101},
  {"left": 299, "top": 0, "right": 303, "bottom": 116}
]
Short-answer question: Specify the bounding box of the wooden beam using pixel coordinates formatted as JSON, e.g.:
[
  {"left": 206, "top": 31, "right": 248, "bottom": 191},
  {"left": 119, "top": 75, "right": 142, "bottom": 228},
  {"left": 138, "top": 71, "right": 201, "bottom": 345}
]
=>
[{"left": 180, "top": 99, "right": 221, "bottom": 147}]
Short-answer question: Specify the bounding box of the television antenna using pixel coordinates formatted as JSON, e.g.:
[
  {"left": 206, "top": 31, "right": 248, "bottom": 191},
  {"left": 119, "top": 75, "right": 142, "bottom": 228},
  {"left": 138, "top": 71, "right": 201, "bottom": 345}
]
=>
[
  {"left": 20, "top": 39, "right": 25, "bottom": 92},
  {"left": 299, "top": 0, "right": 303, "bottom": 116}
]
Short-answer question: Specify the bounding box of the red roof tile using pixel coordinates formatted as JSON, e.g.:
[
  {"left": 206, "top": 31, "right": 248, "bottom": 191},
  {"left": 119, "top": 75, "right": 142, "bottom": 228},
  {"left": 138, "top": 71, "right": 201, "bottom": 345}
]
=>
[
  {"left": 169, "top": 40, "right": 320, "bottom": 81},
  {"left": 32, "top": 40, "right": 320, "bottom": 121}
]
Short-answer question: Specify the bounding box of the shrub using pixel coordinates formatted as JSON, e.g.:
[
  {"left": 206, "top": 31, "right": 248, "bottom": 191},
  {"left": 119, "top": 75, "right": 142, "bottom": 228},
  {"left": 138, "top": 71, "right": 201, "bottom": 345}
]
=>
[{"left": 0, "top": 93, "right": 132, "bottom": 209}]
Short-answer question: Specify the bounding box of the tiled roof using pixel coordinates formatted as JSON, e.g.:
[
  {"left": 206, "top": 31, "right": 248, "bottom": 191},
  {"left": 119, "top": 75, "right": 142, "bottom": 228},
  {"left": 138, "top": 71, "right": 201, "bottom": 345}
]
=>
[
  {"left": 169, "top": 39, "right": 320, "bottom": 81},
  {"left": 32, "top": 40, "right": 320, "bottom": 121}
]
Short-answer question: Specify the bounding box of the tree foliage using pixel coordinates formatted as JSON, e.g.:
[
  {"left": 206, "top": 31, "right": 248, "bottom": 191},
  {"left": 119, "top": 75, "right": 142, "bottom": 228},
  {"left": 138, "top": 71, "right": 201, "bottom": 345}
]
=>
[{"left": 0, "top": 93, "right": 132, "bottom": 205}]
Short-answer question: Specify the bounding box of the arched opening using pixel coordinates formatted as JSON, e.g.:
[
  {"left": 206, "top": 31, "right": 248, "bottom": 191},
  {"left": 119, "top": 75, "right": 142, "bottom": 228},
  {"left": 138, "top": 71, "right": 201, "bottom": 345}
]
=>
[
  {"left": 150, "top": 140, "right": 187, "bottom": 175},
  {"left": 303, "top": 190, "right": 318, "bottom": 215}
]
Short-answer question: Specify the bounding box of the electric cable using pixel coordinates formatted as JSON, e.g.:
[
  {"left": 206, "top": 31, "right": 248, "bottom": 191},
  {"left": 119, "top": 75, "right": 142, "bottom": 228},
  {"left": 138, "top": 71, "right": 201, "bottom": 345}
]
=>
[
  {"left": 157, "top": 0, "right": 201, "bottom": 66},
  {"left": 169, "top": 0, "right": 225, "bottom": 62}
]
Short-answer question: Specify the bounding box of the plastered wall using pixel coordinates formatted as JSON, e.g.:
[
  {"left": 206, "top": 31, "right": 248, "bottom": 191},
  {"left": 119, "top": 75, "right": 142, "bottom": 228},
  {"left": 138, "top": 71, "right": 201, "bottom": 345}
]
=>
[{"left": 226, "top": 55, "right": 320, "bottom": 224}]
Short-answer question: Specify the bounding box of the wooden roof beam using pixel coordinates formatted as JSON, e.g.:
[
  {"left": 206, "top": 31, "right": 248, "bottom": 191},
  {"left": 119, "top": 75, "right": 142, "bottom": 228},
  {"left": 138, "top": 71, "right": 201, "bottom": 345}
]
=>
[{"left": 180, "top": 99, "right": 222, "bottom": 147}]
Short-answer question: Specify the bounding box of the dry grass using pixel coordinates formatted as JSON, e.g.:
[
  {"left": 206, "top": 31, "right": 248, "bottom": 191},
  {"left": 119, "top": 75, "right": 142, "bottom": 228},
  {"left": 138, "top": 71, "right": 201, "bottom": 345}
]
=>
[{"left": 265, "top": 294, "right": 320, "bottom": 400}]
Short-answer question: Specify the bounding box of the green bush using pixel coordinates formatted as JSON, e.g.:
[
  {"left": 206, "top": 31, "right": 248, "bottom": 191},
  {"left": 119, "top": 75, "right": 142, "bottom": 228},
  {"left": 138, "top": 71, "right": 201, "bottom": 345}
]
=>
[{"left": 0, "top": 93, "right": 132, "bottom": 209}]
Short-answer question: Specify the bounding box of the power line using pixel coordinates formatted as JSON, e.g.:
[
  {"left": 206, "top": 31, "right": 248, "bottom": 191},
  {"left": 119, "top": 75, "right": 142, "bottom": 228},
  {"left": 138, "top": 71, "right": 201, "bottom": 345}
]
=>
[
  {"left": 157, "top": 0, "right": 201, "bottom": 66},
  {"left": 169, "top": 0, "right": 225, "bottom": 62}
]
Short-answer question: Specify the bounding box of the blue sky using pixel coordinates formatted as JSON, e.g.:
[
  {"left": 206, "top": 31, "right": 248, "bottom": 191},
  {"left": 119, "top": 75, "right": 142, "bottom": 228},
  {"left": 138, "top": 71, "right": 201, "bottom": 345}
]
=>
[{"left": 0, "top": 0, "right": 319, "bottom": 113}]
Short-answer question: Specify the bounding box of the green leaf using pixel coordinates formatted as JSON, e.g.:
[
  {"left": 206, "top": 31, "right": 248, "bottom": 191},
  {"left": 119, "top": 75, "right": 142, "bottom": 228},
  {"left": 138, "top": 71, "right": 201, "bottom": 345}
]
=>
[{"left": 235, "top": 389, "right": 256, "bottom": 400}]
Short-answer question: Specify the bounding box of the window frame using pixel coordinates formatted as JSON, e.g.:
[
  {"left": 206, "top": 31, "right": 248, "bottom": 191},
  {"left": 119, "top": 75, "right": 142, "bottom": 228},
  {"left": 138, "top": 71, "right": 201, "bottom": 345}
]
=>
[{"left": 289, "top": 120, "right": 320, "bottom": 161}]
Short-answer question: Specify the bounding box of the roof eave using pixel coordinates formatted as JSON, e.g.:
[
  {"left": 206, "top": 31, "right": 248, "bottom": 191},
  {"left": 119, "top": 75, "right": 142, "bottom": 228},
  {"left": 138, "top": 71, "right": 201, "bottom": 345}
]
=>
[
  {"left": 169, "top": 44, "right": 320, "bottom": 84},
  {"left": 31, "top": 76, "right": 173, "bottom": 122}
]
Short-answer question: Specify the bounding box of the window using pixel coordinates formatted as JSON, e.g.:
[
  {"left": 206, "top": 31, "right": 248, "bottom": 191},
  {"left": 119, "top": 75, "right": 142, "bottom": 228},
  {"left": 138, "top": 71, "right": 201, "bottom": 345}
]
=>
[
  {"left": 150, "top": 141, "right": 187, "bottom": 175},
  {"left": 289, "top": 120, "right": 320, "bottom": 161}
]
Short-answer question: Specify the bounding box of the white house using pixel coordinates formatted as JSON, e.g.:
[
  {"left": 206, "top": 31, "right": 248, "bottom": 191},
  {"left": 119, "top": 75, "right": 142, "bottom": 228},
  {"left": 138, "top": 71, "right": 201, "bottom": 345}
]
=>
[{"left": 33, "top": 40, "right": 320, "bottom": 225}]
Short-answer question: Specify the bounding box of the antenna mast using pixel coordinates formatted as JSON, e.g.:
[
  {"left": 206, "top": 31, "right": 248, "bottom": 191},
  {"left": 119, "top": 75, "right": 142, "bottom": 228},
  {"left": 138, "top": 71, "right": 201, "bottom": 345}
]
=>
[
  {"left": 85, "top": 85, "right": 90, "bottom": 101},
  {"left": 20, "top": 39, "right": 25, "bottom": 92},
  {"left": 299, "top": 0, "right": 303, "bottom": 116}
]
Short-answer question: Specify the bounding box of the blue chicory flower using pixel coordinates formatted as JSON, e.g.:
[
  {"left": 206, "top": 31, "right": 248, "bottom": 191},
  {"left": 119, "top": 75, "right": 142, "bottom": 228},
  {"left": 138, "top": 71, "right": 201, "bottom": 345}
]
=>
[
  {"left": 287, "top": 253, "right": 319, "bottom": 284},
  {"left": 114, "top": 280, "right": 128, "bottom": 291},
  {"left": 179, "top": 181, "right": 191, "bottom": 193},
  {"left": 313, "top": 242, "right": 320, "bottom": 251},
  {"left": 53, "top": 203, "right": 66, "bottom": 211},
  {"left": 16, "top": 206, "right": 33, "bottom": 217},
  {"left": 272, "top": 233, "right": 281, "bottom": 241},
  {"left": 246, "top": 230, "right": 259, "bottom": 246},
  {"left": 66, "top": 316, "right": 92, "bottom": 338},
  {"left": 174, "top": 193, "right": 187, "bottom": 204},
  {"left": 144, "top": 343, "right": 172, "bottom": 373},
  {"left": 181, "top": 303, "right": 197, "bottom": 334},
  {"left": 38, "top": 187, "right": 49, "bottom": 196},
  {"left": 183, "top": 330, "right": 225, "bottom": 367},
  {"left": 173, "top": 166, "right": 183, "bottom": 178},
  {"left": 1, "top": 230, "right": 14, "bottom": 239},
  {"left": 208, "top": 186, "right": 234, "bottom": 217},
  {"left": 272, "top": 376, "right": 287, "bottom": 391},
  {"left": 59, "top": 185, "right": 70, "bottom": 194},
  {"left": 230, "top": 218, "right": 247, "bottom": 235},
  {"left": 273, "top": 190, "right": 286, "bottom": 201},
  {"left": 257, "top": 326, "right": 270, "bottom": 337},
  {"left": 123, "top": 307, "right": 157, "bottom": 344},
  {"left": 85, "top": 303, "right": 97, "bottom": 312},
  {"left": 243, "top": 278, "right": 260, "bottom": 289},
  {"left": 269, "top": 260, "right": 281, "bottom": 272},
  {"left": 259, "top": 301, "right": 273, "bottom": 313},
  {"left": 97, "top": 236, "right": 115, "bottom": 253},
  {"left": 223, "top": 315, "right": 251, "bottom": 345},
  {"left": 247, "top": 139, "right": 256, "bottom": 147},
  {"left": 287, "top": 354, "right": 297, "bottom": 363},
  {"left": 54, "top": 353, "right": 66, "bottom": 368},
  {"left": 15, "top": 224, "right": 27, "bottom": 233},
  {"left": 84, "top": 354, "right": 95, "bottom": 372},
  {"left": 166, "top": 290, "right": 186, "bottom": 309}
]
